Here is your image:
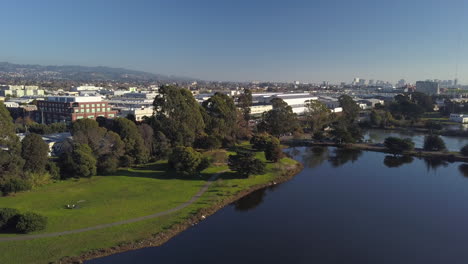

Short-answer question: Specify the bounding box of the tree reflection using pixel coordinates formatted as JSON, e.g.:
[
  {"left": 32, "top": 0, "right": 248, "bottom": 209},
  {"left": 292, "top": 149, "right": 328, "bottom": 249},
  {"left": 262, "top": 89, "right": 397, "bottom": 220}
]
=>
[
  {"left": 301, "top": 146, "right": 329, "bottom": 168},
  {"left": 328, "top": 148, "right": 362, "bottom": 168},
  {"left": 383, "top": 155, "right": 414, "bottom": 168},
  {"left": 458, "top": 164, "right": 468, "bottom": 178},
  {"left": 423, "top": 157, "right": 449, "bottom": 171},
  {"left": 233, "top": 188, "right": 266, "bottom": 212}
]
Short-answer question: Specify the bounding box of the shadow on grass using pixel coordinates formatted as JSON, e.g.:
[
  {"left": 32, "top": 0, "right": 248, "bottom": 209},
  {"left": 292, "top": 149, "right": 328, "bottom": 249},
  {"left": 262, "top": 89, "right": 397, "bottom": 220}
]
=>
[{"left": 113, "top": 162, "right": 223, "bottom": 182}]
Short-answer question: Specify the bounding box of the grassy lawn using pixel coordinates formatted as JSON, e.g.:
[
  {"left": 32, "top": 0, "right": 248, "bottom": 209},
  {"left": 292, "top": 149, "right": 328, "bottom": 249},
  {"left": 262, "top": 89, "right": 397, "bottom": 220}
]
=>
[{"left": 0, "top": 149, "right": 299, "bottom": 264}]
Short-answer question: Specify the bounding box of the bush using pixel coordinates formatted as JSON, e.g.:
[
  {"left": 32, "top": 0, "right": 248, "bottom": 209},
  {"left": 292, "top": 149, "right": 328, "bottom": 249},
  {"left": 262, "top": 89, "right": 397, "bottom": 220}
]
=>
[
  {"left": 15, "top": 212, "right": 47, "bottom": 233},
  {"left": 461, "top": 145, "right": 468, "bottom": 156},
  {"left": 250, "top": 133, "right": 280, "bottom": 151},
  {"left": 196, "top": 135, "right": 222, "bottom": 150},
  {"left": 46, "top": 161, "right": 60, "bottom": 180},
  {"left": 423, "top": 135, "right": 446, "bottom": 151},
  {"left": 169, "top": 146, "right": 210, "bottom": 176},
  {"left": 25, "top": 172, "right": 52, "bottom": 188},
  {"left": 228, "top": 150, "right": 265, "bottom": 177},
  {"left": 0, "top": 208, "right": 20, "bottom": 231},
  {"left": 264, "top": 141, "right": 283, "bottom": 162},
  {"left": 1, "top": 178, "right": 32, "bottom": 196}
]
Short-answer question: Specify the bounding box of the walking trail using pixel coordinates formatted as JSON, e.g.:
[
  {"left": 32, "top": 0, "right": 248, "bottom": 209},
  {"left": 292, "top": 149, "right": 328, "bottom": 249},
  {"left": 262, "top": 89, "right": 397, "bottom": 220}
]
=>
[{"left": 0, "top": 172, "right": 222, "bottom": 242}]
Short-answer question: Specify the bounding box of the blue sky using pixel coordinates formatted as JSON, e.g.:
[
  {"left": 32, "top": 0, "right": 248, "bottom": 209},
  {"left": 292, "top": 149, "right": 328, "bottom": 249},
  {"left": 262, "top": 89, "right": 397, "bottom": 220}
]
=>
[{"left": 0, "top": 0, "right": 467, "bottom": 83}]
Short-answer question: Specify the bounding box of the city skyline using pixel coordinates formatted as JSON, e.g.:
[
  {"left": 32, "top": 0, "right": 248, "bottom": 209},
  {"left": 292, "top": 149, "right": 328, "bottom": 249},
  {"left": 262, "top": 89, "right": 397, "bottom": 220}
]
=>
[{"left": 1, "top": 0, "right": 467, "bottom": 83}]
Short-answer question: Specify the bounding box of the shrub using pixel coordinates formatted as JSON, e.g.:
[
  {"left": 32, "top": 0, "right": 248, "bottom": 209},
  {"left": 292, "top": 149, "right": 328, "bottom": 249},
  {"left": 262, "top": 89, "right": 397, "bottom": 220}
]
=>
[
  {"left": 228, "top": 150, "right": 265, "bottom": 177},
  {"left": 26, "top": 172, "right": 52, "bottom": 188},
  {"left": 169, "top": 146, "right": 210, "bottom": 176},
  {"left": 15, "top": 212, "right": 47, "bottom": 233},
  {"left": 461, "top": 145, "right": 468, "bottom": 156},
  {"left": 0, "top": 208, "right": 20, "bottom": 231},
  {"left": 196, "top": 135, "right": 222, "bottom": 150},
  {"left": 264, "top": 141, "right": 283, "bottom": 162},
  {"left": 46, "top": 161, "right": 60, "bottom": 180},
  {"left": 250, "top": 133, "right": 280, "bottom": 150},
  {"left": 1, "top": 178, "right": 32, "bottom": 196}
]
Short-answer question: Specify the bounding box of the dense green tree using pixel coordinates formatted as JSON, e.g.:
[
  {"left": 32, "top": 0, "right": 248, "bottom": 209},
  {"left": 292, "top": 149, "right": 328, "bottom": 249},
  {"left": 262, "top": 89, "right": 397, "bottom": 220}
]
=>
[
  {"left": 21, "top": 133, "right": 49, "bottom": 173},
  {"left": 250, "top": 133, "right": 280, "bottom": 150},
  {"left": 338, "top": 95, "right": 360, "bottom": 122},
  {"left": 138, "top": 123, "right": 155, "bottom": 157},
  {"left": 411, "top": 92, "right": 434, "bottom": 112},
  {"left": 60, "top": 144, "right": 97, "bottom": 178},
  {"left": 202, "top": 93, "right": 238, "bottom": 145},
  {"left": 0, "top": 102, "right": 24, "bottom": 182},
  {"left": 423, "top": 135, "right": 446, "bottom": 151},
  {"left": 461, "top": 144, "right": 468, "bottom": 156},
  {"left": 153, "top": 131, "right": 171, "bottom": 160},
  {"left": 264, "top": 141, "right": 283, "bottom": 162},
  {"left": 153, "top": 85, "right": 205, "bottom": 146},
  {"left": 389, "top": 94, "right": 425, "bottom": 121},
  {"left": 384, "top": 137, "right": 415, "bottom": 155},
  {"left": 228, "top": 150, "right": 265, "bottom": 177},
  {"left": 168, "top": 146, "right": 210, "bottom": 176},
  {"left": 237, "top": 88, "right": 252, "bottom": 121},
  {"left": 258, "top": 98, "right": 300, "bottom": 136},
  {"left": 111, "top": 118, "right": 149, "bottom": 164},
  {"left": 304, "top": 100, "right": 331, "bottom": 133},
  {"left": 1, "top": 178, "right": 31, "bottom": 195},
  {"left": 329, "top": 119, "right": 363, "bottom": 144},
  {"left": 195, "top": 134, "right": 222, "bottom": 150}
]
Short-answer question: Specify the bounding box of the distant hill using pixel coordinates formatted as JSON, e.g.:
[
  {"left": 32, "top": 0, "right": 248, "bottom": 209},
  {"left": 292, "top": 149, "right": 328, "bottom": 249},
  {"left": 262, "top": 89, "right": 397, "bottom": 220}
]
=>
[{"left": 0, "top": 62, "right": 195, "bottom": 82}]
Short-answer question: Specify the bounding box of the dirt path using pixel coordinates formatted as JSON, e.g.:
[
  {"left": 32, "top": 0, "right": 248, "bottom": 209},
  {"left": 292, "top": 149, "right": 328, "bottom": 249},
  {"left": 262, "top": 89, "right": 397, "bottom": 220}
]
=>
[{"left": 0, "top": 172, "right": 222, "bottom": 242}]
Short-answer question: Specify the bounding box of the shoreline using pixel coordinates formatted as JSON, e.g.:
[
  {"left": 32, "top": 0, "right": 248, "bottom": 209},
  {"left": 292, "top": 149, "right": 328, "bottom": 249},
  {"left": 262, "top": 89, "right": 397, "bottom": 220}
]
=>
[
  {"left": 284, "top": 139, "right": 468, "bottom": 163},
  {"left": 60, "top": 162, "right": 304, "bottom": 263}
]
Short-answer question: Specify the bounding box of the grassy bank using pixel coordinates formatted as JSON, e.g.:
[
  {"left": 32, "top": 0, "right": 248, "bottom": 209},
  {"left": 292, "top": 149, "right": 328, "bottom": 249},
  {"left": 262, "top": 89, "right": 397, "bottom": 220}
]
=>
[{"left": 0, "top": 149, "right": 300, "bottom": 264}]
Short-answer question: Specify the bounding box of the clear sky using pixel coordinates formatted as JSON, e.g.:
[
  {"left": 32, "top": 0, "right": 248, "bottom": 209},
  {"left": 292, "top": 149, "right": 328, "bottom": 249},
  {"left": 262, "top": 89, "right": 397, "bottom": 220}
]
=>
[{"left": 1, "top": 0, "right": 467, "bottom": 83}]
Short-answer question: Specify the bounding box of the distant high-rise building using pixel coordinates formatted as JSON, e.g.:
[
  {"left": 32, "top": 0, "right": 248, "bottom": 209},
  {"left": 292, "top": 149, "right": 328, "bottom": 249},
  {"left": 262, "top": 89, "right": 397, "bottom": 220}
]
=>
[
  {"left": 416, "top": 81, "right": 440, "bottom": 95},
  {"left": 397, "top": 79, "right": 406, "bottom": 87},
  {"left": 358, "top": 79, "right": 366, "bottom": 86},
  {"left": 455, "top": 78, "right": 459, "bottom": 86},
  {"left": 352, "top": 78, "right": 360, "bottom": 85},
  {"left": 368, "top": 79, "right": 375, "bottom": 85}
]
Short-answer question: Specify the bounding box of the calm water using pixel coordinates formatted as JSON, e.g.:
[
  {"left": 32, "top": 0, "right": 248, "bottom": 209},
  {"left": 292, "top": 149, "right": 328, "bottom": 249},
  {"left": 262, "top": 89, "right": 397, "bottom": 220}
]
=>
[
  {"left": 364, "top": 129, "right": 468, "bottom": 151},
  {"left": 88, "top": 147, "right": 468, "bottom": 264}
]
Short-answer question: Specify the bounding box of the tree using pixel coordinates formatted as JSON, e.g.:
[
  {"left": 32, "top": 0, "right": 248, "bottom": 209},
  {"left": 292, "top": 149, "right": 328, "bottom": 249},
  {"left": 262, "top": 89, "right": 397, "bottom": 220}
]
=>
[
  {"left": 111, "top": 118, "right": 149, "bottom": 164},
  {"left": 338, "top": 95, "right": 360, "bottom": 122},
  {"left": 138, "top": 123, "right": 155, "bottom": 157},
  {"left": 21, "top": 133, "right": 49, "bottom": 173},
  {"left": 60, "top": 144, "right": 97, "bottom": 178},
  {"left": 304, "top": 100, "right": 331, "bottom": 133},
  {"left": 383, "top": 155, "right": 414, "bottom": 168},
  {"left": 202, "top": 93, "right": 238, "bottom": 145},
  {"left": 1, "top": 178, "right": 31, "bottom": 195},
  {"left": 168, "top": 146, "right": 209, "bottom": 176},
  {"left": 250, "top": 133, "right": 280, "bottom": 151},
  {"left": 258, "top": 98, "right": 300, "bottom": 136},
  {"left": 411, "top": 92, "right": 434, "bottom": 112},
  {"left": 329, "top": 119, "right": 363, "bottom": 144},
  {"left": 384, "top": 137, "right": 415, "bottom": 155},
  {"left": 153, "top": 85, "right": 205, "bottom": 147},
  {"left": 228, "top": 150, "right": 265, "bottom": 177},
  {"left": 461, "top": 144, "right": 468, "bottom": 156},
  {"left": 423, "top": 135, "right": 446, "bottom": 151},
  {"left": 153, "top": 131, "right": 171, "bottom": 160},
  {"left": 237, "top": 88, "right": 252, "bottom": 121},
  {"left": 264, "top": 141, "right": 283, "bottom": 162},
  {"left": 0, "top": 102, "right": 24, "bottom": 182}
]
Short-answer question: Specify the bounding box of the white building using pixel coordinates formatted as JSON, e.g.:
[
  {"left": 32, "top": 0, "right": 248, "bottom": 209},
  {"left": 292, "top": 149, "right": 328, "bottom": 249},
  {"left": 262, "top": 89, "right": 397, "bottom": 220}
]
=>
[
  {"left": 118, "top": 107, "right": 154, "bottom": 121},
  {"left": 450, "top": 114, "right": 468, "bottom": 123},
  {"left": 0, "top": 85, "right": 45, "bottom": 97},
  {"left": 72, "top": 85, "right": 103, "bottom": 92}
]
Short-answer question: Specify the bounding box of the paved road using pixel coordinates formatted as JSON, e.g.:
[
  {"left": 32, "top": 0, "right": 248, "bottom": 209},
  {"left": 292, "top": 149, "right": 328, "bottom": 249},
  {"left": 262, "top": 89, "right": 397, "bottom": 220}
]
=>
[{"left": 0, "top": 173, "right": 222, "bottom": 242}]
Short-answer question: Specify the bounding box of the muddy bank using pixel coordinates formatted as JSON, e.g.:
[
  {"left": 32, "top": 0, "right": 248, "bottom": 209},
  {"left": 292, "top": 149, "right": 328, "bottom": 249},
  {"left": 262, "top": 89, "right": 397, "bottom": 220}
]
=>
[{"left": 59, "top": 163, "right": 304, "bottom": 264}]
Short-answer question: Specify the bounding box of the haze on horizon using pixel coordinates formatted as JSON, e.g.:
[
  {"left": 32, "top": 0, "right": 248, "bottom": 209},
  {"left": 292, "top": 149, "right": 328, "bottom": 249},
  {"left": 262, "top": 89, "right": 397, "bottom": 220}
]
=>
[{"left": 1, "top": 0, "right": 467, "bottom": 84}]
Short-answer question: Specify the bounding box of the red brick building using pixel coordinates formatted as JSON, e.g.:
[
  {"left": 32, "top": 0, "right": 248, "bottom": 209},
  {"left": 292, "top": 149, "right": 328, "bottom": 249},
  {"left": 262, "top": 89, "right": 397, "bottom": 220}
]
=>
[{"left": 35, "top": 96, "right": 117, "bottom": 124}]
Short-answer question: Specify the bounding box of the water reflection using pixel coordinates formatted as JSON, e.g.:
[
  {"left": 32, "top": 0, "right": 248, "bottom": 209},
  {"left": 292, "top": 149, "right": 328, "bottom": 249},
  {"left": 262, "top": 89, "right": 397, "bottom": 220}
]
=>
[
  {"left": 458, "top": 164, "right": 468, "bottom": 177},
  {"left": 233, "top": 188, "right": 266, "bottom": 212},
  {"left": 301, "top": 146, "right": 329, "bottom": 168},
  {"left": 328, "top": 148, "right": 363, "bottom": 168},
  {"left": 383, "top": 155, "right": 414, "bottom": 168},
  {"left": 423, "top": 157, "right": 449, "bottom": 171}
]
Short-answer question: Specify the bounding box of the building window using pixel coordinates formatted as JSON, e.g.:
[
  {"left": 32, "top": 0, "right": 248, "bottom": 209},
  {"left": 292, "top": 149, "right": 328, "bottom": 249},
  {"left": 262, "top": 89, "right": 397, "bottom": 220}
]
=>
[
  {"left": 92, "top": 109, "right": 95, "bottom": 113},
  {"left": 108, "top": 114, "right": 114, "bottom": 117},
  {"left": 81, "top": 109, "right": 85, "bottom": 113},
  {"left": 77, "top": 116, "right": 84, "bottom": 119},
  {"left": 97, "top": 108, "right": 101, "bottom": 112},
  {"left": 92, "top": 104, "right": 95, "bottom": 107},
  {"left": 107, "top": 107, "right": 111, "bottom": 111},
  {"left": 88, "top": 115, "right": 94, "bottom": 119}
]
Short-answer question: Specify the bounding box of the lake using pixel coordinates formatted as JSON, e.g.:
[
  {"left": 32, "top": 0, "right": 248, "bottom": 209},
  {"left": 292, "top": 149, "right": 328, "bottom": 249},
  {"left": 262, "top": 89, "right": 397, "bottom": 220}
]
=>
[
  {"left": 364, "top": 129, "right": 468, "bottom": 151},
  {"left": 88, "top": 147, "right": 468, "bottom": 264}
]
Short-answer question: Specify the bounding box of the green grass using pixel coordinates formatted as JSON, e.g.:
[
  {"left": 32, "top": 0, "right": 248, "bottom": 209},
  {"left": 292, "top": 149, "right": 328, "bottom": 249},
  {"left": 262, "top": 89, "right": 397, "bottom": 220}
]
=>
[{"left": 0, "top": 149, "right": 300, "bottom": 264}]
